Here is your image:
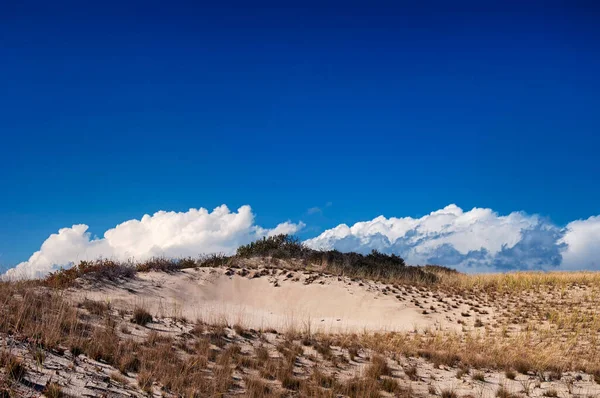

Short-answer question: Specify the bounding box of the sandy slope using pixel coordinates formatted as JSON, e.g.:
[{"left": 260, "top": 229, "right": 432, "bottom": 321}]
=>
[{"left": 68, "top": 267, "right": 492, "bottom": 333}]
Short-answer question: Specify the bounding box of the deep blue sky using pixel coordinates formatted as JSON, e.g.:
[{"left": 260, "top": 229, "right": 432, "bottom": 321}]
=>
[{"left": 1, "top": 1, "right": 599, "bottom": 267}]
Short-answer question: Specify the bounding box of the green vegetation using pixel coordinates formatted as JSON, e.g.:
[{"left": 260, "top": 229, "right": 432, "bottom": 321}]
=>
[{"left": 44, "top": 234, "right": 449, "bottom": 288}]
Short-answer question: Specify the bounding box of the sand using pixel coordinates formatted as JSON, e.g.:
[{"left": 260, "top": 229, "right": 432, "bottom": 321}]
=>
[{"left": 68, "top": 267, "right": 490, "bottom": 333}]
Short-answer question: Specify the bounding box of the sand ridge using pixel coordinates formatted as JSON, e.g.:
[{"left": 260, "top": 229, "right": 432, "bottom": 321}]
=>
[{"left": 68, "top": 266, "right": 493, "bottom": 333}]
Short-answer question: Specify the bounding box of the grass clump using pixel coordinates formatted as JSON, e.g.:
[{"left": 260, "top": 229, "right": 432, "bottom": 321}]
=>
[
  {"left": 132, "top": 307, "right": 152, "bottom": 326},
  {"left": 496, "top": 386, "right": 519, "bottom": 398},
  {"left": 365, "top": 355, "right": 391, "bottom": 379},
  {"left": 441, "top": 389, "right": 458, "bottom": 398},
  {"left": 244, "top": 376, "right": 272, "bottom": 397},
  {"left": 505, "top": 369, "right": 516, "bottom": 380},
  {"left": 43, "top": 382, "right": 63, "bottom": 398},
  {"left": 0, "top": 351, "right": 26, "bottom": 381}
]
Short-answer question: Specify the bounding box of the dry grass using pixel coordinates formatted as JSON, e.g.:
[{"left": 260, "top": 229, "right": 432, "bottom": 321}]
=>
[
  {"left": 437, "top": 270, "right": 600, "bottom": 292},
  {"left": 365, "top": 355, "right": 391, "bottom": 379},
  {"left": 132, "top": 306, "right": 152, "bottom": 325},
  {"left": 4, "top": 257, "right": 600, "bottom": 396},
  {"left": 0, "top": 351, "right": 26, "bottom": 381},
  {"left": 43, "top": 382, "right": 64, "bottom": 398}
]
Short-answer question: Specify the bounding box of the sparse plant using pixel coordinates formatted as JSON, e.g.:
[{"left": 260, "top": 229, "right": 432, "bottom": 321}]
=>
[
  {"left": 472, "top": 371, "right": 485, "bottom": 382},
  {"left": 0, "top": 351, "right": 26, "bottom": 381},
  {"left": 405, "top": 364, "right": 418, "bottom": 380},
  {"left": 365, "top": 355, "right": 391, "bottom": 379},
  {"left": 441, "top": 388, "right": 458, "bottom": 398},
  {"left": 132, "top": 306, "right": 152, "bottom": 326},
  {"left": 43, "top": 382, "right": 63, "bottom": 398},
  {"left": 505, "top": 369, "right": 516, "bottom": 380}
]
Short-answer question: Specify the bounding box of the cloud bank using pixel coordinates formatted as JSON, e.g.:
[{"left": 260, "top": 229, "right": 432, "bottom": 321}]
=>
[
  {"left": 305, "top": 204, "right": 600, "bottom": 273},
  {"left": 4, "top": 203, "right": 600, "bottom": 278},
  {"left": 5, "top": 205, "right": 304, "bottom": 279}
]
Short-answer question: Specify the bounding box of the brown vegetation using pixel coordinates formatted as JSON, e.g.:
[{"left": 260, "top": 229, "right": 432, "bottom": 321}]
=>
[{"left": 2, "top": 239, "right": 600, "bottom": 396}]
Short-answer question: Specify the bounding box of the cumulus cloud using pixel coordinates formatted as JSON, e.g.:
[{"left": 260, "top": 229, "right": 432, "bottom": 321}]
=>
[
  {"left": 560, "top": 216, "right": 600, "bottom": 270},
  {"left": 305, "top": 204, "right": 600, "bottom": 273},
  {"left": 4, "top": 205, "right": 304, "bottom": 279},
  {"left": 5, "top": 203, "right": 600, "bottom": 278}
]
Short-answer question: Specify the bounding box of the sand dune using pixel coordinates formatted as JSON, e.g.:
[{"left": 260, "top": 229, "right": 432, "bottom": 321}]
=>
[{"left": 68, "top": 266, "right": 489, "bottom": 333}]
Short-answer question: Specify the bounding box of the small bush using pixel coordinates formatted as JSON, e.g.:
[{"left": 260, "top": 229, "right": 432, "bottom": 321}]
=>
[
  {"left": 45, "top": 259, "right": 135, "bottom": 288},
  {"left": 136, "top": 257, "right": 179, "bottom": 272},
  {"left": 237, "top": 234, "right": 307, "bottom": 259}
]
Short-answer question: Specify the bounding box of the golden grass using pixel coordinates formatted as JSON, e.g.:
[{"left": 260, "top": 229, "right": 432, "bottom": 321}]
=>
[
  {"left": 436, "top": 270, "right": 600, "bottom": 293},
  {"left": 5, "top": 260, "right": 600, "bottom": 396}
]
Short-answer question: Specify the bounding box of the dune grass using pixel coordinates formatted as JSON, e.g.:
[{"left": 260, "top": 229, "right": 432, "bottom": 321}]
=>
[{"left": 3, "top": 238, "right": 600, "bottom": 396}]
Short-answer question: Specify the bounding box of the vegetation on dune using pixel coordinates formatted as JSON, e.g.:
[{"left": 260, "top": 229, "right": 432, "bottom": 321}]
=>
[
  {"left": 43, "top": 234, "right": 450, "bottom": 288},
  {"left": 4, "top": 234, "right": 600, "bottom": 396},
  {"left": 237, "top": 234, "right": 445, "bottom": 283}
]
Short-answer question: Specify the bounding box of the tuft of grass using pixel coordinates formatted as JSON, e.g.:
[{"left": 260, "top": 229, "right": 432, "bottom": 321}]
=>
[
  {"left": 505, "top": 369, "right": 517, "bottom": 380},
  {"left": 404, "top": 364, "right": 418, "bottom": 380},
  {"left": 132, "top": 307, "right": 152, "bottom": 326},
  {"left": 365, "top": 355, "right": 391, "bottom": 380},
  {"left": 441, "top": 389, "right": 458, "bottom": 398},
  {"left": 79, "top": 298, "right": 109, "bottom": 316},
  {"left": 1, "top": 351, "right": 26, "bottom": 381},
  {"left": 456, "top": 367, "right": 468, "bottom": 379},
  {"left": 472, "top": 371, "right": 485, "bottom": 382},
  {"left": 381, "top": 377, "right": 407, "bottom": 394},
  {"left": 244, "top": 376, "right": 272, "bottom": 398},
  {"left": 496, "top": 386, "right": 519, "bottom": 398},
  {"left": 137, "top": 371, "right": 154, "bottom": 394},
  {"left": 336, "top": 377, "right": 381, "bottom": 398},
  {"left": 43, "top": 382, "right": 63, "bottom": 398},
  {"left": 255, "top": 345, "right": 269, "bottom": 362}
]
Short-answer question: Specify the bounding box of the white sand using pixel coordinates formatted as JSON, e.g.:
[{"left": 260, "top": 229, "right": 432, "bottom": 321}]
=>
[{"left": 69, "top": 268, "right": 472, "bottom": 333}]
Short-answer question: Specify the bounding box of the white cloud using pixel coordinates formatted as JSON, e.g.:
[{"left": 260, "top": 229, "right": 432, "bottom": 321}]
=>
[
  {"left": 5, "top": 203, "right": 600, "bottom": 278},
  {"left": 4, "top": 205, "right": 304, "bottom": 279},
  {"left": 266, "top": 221, "right": 306, "bottom": 237},
  {"left": 305, "top": 204, "right": 600, "bottom": 273},
  {"left": 560, "top": 216, "right": 600, "bottom": 270}
]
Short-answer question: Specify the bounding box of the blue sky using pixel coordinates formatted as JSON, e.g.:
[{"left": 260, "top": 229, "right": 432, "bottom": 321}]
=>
[{"left": 1, "top": 1, "right": 599, "bottom": 273}]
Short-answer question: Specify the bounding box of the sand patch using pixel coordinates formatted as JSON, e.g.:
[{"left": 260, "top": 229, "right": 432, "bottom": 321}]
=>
[{"left": 67, "top": 268, "right": 474, "bottom": 333}]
